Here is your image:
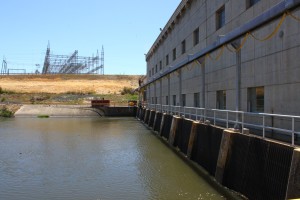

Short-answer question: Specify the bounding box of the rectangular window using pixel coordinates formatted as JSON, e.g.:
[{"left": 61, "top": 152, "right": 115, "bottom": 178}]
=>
[
  {"left": 181, "top": 40, "right": 186, "bottom": 54},
  {"left": 155, "top": 65, "right": 158, "bottom": 73},
  {"left": 166, "top": 96, "right": 169, "bottom": 105},
  {"left": 193, "top": 28, "right": 199, "bottom": 46},
  {"left": 172, "top": 48, "right": 176, "bottom": 61},
  {"left": 248, "top": 87, "right": 264, "bottom": 112},
  {"left": 216, "top": 90, "right": 226, "bottom": 109},
  {"left": 166, "top": 54, "right": 169, "bottom": 66},
  {"left": 173, "top": 95, "right": 176, "bottom": 106},
  {"left": 216, "top": 6, "right": 225, "bottom": 30},
  {"left": 181, "top": 94, "right": 186, "bottom": 107},
  {"left": 159, "top": 61, "right": 162, "bottom": 70},
  {"left": 194, "top": 93, "right": 200, "bottom": 107},
  {"left": 247, "top": 0, "right": 260, "bottom": 8},
  {"left": 155, "top": 97, "right": 158, "bottom": 104}
]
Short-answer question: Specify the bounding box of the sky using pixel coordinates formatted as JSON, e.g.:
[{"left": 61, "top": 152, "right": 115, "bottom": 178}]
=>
[{"left": 0, "top": 0, "right": 181, "bottom": 75}]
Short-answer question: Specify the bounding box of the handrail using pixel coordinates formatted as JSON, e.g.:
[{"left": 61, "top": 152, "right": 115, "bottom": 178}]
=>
[{"left": 142, "top": 103, "right": 300, "bottom": 146}]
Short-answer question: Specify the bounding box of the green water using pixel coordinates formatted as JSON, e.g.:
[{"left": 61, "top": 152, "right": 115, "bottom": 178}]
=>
[{"left": 0, "top": 117, "right": 226, "bottom": 200}]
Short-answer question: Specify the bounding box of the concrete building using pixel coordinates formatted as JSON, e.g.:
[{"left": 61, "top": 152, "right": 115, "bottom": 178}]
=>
[{"left": 141, "top": 0, "right": 300, "bottom": 119}]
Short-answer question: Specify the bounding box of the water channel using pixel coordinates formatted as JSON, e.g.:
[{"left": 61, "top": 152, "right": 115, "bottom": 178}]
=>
[{"left": 0, "top": 117, "right": 226, "bottom": 200}]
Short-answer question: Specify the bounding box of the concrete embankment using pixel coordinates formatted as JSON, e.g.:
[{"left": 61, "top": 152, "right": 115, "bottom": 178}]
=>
[
  {"left": 136, "top": 108, "right": 300, "bottom": 200},
  {"left": 14, "top": 105, "right": 103, "bottom": 117}
]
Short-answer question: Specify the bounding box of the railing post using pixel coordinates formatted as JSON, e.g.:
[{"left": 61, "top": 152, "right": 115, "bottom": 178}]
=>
[
  {"left": 242, "top": 112, "right": 244, "bottom": 134},
  {"left": 214, "top": 110, "right": 216, "bottom": 126},
  {"left": 292, "top": 117, "right": 295, "bottom": 146},
  {"left": 184, "top": 107, "right": 186, "bottom": 117},
  {"left": 196, "top": 108, "right": 198, "bottom": 121},
  {"left": 226, "top": 111, "right": 229, "bottom": 128},
  {"left": 263, "top": 115, "right": 265, "bottom": 139}
]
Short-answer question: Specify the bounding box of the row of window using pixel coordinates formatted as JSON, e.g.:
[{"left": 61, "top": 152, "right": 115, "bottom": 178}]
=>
[
  {"left": 216, "top": 0, "right": 260, "bottom": 29},
  {"left": 148, "top": 0, "right": 260, "bottom": 78},
  {"left": 149, "top": 27, "right": 199, "bottom": 77},
  {"left": 150, "top": 86, "right": 264, "bottom": 113}
]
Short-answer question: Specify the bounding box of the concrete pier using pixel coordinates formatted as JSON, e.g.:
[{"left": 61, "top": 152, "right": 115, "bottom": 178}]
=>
[
  {"left": 215, "top": 129, "right": 237, "bottom": 183},
  {"left": 286, "top": 148, "right": 300, "bottom": 199}
]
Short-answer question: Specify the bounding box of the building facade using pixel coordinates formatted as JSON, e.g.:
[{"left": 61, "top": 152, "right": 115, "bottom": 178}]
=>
[{"left": 142, "top": 0, "right": 300, "bottom": 119}]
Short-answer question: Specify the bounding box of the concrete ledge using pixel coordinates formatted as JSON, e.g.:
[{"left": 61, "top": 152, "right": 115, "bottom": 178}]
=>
[{"left": 14, "top": 105, "right": 102, "bottom": 117}]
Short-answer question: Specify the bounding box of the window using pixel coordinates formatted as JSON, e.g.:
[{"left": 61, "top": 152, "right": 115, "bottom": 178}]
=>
[
  {"left": 194, "top": 93, "right": 200, "bottom": 107},
  {"left": 181, "top": 40, "right": 186, "bottom": 54},
  {"left": 193, "top": 28, "right": 199, "bottom": 46},
  {"left": 155, "top": 97, "right": 158, "bottom": 104},
  {"left": 181, "top": 94, "right": 186, "bottom": 107},
  {"left": 152, "top": 68, "right": 154, "bottom": 76},
  {"left": 159, "top": 61, "right": 162, "bottom": 70},
  {"left": 166, "top": 54, "right": 169, "bottom": 66},
  {"left": 216, "top": 6, "right": 225, "bottom": 30},
  {"left": 247, "top": 0, "right": 260, "bottom": 8},
  {"left": 173, "top": 95, "right": 176, "bottom": 106},
  {"left": 166, "top": 96, "right": 169, "bottom": 105},
  {"left": 172, "top": 48, "right": 176, "bottom": 61},
  {"left": 152, "top": 97, "right": 155, "bottom": 104},
  {"left": 155, "top": 65, "right": 158, "bottom": 73},
  {"left": 248, "top": 87, "right": 264, "bottom": 112},
  {"left": 216, "top": 90, "right": 226, "bottom": 109}
]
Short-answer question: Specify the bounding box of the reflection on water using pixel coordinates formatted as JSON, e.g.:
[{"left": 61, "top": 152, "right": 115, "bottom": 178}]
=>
[{"left": 0, "top": 117, "right": 225, "bottom": 200}]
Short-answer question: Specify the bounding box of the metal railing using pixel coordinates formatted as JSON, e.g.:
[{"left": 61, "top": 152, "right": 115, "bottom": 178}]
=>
[{"left": 143, "top": 103, "right": 300, "bottom": 146}]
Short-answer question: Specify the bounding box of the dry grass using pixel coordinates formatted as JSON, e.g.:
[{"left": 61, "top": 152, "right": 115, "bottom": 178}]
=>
[{"left": 0, "top": 74, "right": 141, "bottom": 94}]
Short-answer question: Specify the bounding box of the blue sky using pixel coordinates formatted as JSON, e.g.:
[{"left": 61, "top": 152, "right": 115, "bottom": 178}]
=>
[{"left": 0, "top": 0, "right": 181, "bottom": 75}]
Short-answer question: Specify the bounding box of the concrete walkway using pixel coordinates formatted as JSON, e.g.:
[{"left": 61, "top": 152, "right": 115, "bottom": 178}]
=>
[{"left": 14, "top": 105, "right": 103, "bottom": 117}]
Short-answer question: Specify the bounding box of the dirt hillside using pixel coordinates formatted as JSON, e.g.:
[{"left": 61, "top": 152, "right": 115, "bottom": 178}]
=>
[{"left": 0, "top": 74, "right": 141, "bottom": 94}]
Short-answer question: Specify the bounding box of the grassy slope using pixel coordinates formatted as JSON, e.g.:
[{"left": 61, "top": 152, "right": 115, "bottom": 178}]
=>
[{"left": 0, "top": 74, "right": 141, "bottom": 106}]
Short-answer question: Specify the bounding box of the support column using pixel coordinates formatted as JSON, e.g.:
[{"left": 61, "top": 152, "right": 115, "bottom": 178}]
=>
[
  {"left": 178, "top": 69, "right": 182, "bottom": 107},
  {"left": 231, "top": 40, "right": 241, "bottom": 129},
  {"left": 154, "top": 82, "right": 157, "bottom": 105},
  {"left": 160, "top": 78, "right": 163, "bottom": 111},
  {"left": 147, "top": 85, "right": 150, "bottom": 106},
  {"left": 168, "top": 74, "right": 171, "bottom": 112},
  {"left": 199, "top": 58, "right": 206, "bottom": 109}
]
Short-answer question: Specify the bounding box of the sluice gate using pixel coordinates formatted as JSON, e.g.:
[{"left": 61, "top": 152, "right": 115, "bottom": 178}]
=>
[{"left": 136, "top": 107, "right": 300, "bottom": 200}]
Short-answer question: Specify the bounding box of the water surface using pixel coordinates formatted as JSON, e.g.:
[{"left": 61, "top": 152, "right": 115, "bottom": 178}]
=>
[{"left": 0, "top": 117, "right": 225, "bottom": 200}]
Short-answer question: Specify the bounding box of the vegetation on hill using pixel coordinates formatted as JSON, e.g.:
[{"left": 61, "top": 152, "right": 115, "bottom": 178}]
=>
[{"left": 0, "top": 75, "right": 141, "bottom": 106}]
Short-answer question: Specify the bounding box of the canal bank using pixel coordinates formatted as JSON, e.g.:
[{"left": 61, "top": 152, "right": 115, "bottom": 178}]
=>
[{"left": 137, "top": 107, "right": 300, "bottom": 200}]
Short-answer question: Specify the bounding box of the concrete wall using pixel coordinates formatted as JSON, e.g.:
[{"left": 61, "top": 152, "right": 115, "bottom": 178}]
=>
[
  {"left": 136, "top": 108, "right": 300, "bottom": 199},
  {"left": 145, "top": 0, "right": 300, "bottom": 117}
]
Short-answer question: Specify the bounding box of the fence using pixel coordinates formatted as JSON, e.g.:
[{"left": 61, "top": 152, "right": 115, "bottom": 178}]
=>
[{"left": 144, "top": 103, "right": 300, "bottom": 146}]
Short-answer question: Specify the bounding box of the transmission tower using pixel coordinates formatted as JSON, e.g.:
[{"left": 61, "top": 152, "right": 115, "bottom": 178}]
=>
[
  {"left": 42, "top": 42, "right": 50, "bottom": 74},
  {"left": 42, "top": 42, "right": 104, "bottom": 74},
  {"left": 101, "top": 46, "right": 104, "bottom": 75},
  {"left": 1, "top": 57, "right": 7, "bottom": 75}
]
